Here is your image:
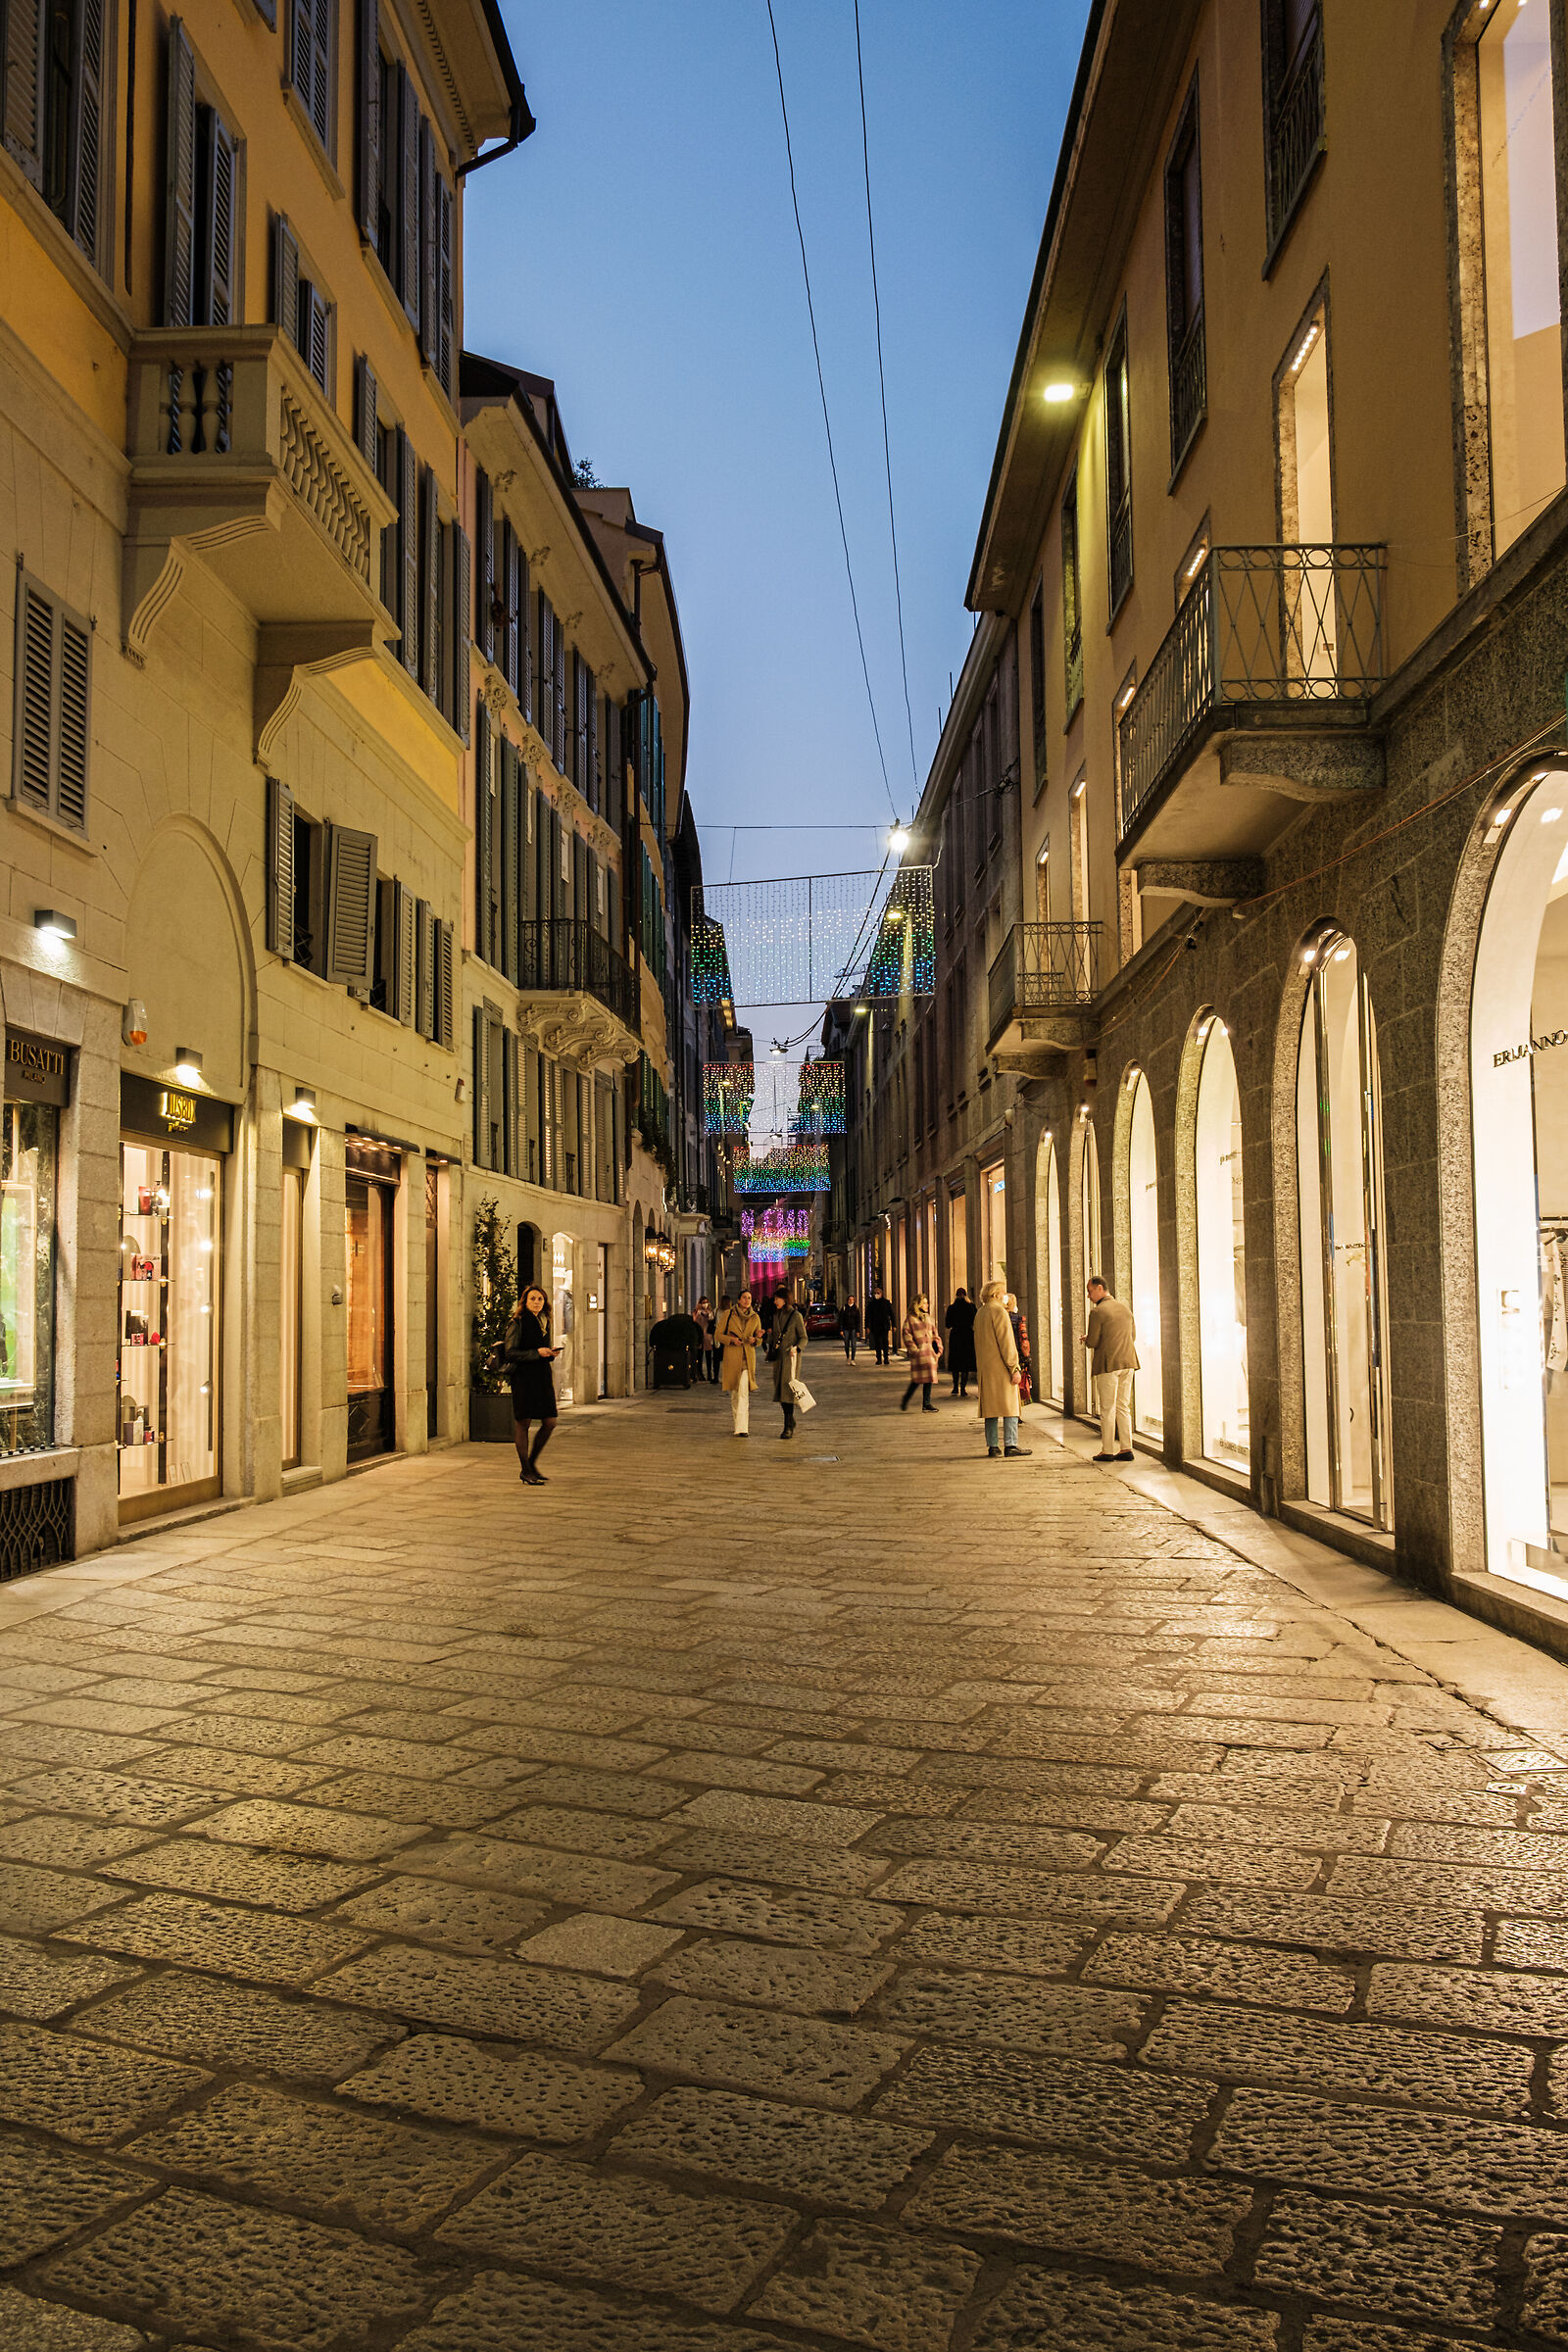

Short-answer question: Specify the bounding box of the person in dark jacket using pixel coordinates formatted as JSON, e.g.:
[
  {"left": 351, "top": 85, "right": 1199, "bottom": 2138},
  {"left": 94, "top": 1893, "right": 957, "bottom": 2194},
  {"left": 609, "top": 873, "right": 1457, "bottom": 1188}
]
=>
[
  {"left": 770, "top": 1287, "right": 808, "bottom": 1439},
  {"left": 840, "top": 1295, "right": 862, "bottom": 1362},
  {"left": 944, "top": 1288, "right": 978, "bottom": 1397},
  {"left": 865, "top": 1287, "right": 896, "bottom": 1365},
  {"left": 502, "top": 1286, "right": 561, "bottom": 1485}
]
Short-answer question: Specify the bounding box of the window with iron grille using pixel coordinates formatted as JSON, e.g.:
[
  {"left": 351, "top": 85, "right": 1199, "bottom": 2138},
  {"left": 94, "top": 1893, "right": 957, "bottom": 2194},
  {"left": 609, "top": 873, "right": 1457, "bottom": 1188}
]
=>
[
  {"left": 0, "top": 1476, "right": 73, "bottom": 1584},
  {"left": 1104, "top": 313, "right": 1134, "bottom": 618},
  {"left": 1164, "top": 81, "right": 1206, "bottom": 477},
  {"left": 1061, "top": 470, "right": 1084, "bottom": 719},
  {"left": 1262, "top": 0, "right": 1325, "bottom": 270},
  {"left": 12, "top": 575, "right": 90, "bottom": 833}
]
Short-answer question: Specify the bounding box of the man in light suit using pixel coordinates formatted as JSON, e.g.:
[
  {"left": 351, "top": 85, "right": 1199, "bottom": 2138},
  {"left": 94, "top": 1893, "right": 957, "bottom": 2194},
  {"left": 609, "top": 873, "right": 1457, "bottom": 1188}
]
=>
[{"left": 1083, "top": 1277, "right": 1139, "bottom": 1462}]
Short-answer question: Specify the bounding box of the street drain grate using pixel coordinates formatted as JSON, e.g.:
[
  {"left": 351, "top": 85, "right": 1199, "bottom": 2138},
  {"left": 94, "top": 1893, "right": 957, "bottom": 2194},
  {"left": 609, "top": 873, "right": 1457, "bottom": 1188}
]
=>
[{"left": 808, "top": 1454, "right": 839, "bottom": 1463}]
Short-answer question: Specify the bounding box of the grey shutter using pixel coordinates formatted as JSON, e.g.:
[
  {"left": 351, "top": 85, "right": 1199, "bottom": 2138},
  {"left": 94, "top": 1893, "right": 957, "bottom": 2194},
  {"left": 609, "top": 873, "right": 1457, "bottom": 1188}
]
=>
[
  {"left": 68, "top": 0, "right": 105, "bottom": 266},
  {"left": 436, "top": 917, "right": 454, "bottom": 1048},
  {"left": 573, "top": 833, "right": 589, "bottom": 927},
  {"left": 2, "top": 0, "right": 45, "bottom": 186},
  {"left": 396, "top": 424, "right": 416, "bottom": 675},
  {"left": 587, "top": 682, "right": 600, "bottom": 814},
  {"left": 323, "top": 824, "right": 377, "bottom": 988},
  {"left": 521, "top": 778, "right": 537, "bottom": 923},
  {"left": 415, "top": 897, "right": 435, "bottom": 1038},
  {"left": 294, "top": 0, "right": 330, "bottom": 148},
  {"left": 551, "top": 804, "right": 565, "bottom": 921},
  {"left": 472, "top": 1006, "right": 488, "bottom": 1166},
  {"left": 303, "top": 284, "right": 329, "bottom": 391},
  {"left": 201, "top": 109, "right": 237, "bottom": 325},
  {"left": 574, "top": 658, "right": 589, "bottom": 797},
  {"left": 518, "top": 544, "right": 532, "bottom": 723},
  {"left": 54, "top": 605, "right": 90, "bottom": 830},
  {"left": 453, "top": 523, "right": 470, "bottom": 742},
  {"left": 13, "top": 578, "right": 53, "bottom": 810},
  {"left": 436, "top": 172, "right": 453, "bottom": 393},
  {"left": 354, "top": 354, "right": 377, "bottom": 470},
  {"left": 607, "top": 697, "right": 621, "bottom": 831},
  {"left": 356, "top": 0, "right": 378, "bottom": 245},
  {"left": 500, "top": 522, "right": 517, "bottom": 694},
  {"left": 475, "top": 469, "right": 494, "bottom": 662},
  {"left": 417, "top": 113, "right": 436, "bottom": 368},
  {"left": 500, "top": 736, "right": 519, "bottom": 984},
  {"left": 536, "top": 592, "right": 551, "bottom": 743},
  {"left": 553, "top": 616, "right": 566, "bottom": 771},
  {"left": 395, "top": 879, "right": 416, "bottom": 1023},
  {"left": 266, "top": 775, "right": 295, "bottom": 958},
  {"left": 398, "top": 65, "right": 417, "bottom": 320},
  {"left": 503, "top": 1028, "right": 518, "bottom": 1177},
  {"left": 418, "top": 466, "right": 439, "bottom": 703},
  {"left": 273, "top": 212, "right": 300, "bottom": 347},
  {"left": 164, "top": 19, "right": 197, "bottom": 327},
  {"left": 473, "top": 701, "right": 492, "bottom": 964},
  {"left": 290, "top": 0, "right": 315, "bottom": 125}
]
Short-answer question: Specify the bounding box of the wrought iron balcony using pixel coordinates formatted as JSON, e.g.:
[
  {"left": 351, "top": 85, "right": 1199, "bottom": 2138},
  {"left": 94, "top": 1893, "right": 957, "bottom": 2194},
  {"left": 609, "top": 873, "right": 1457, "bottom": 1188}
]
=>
[
  {"left": 988, "top": 922, "right": 1102, "bottom": 1055},
  {"left": 1169, "top": 311, "right": 1206, "bottom": 475},
  {"left": 1116, "top": 544, "right": 1386, "bottom": 852},
  {"left": 1266, "top": 7, "right": 1325, "bottom": 262},
  {"left": 514, "top": 919, "right": 641, "bottom": 1062}
]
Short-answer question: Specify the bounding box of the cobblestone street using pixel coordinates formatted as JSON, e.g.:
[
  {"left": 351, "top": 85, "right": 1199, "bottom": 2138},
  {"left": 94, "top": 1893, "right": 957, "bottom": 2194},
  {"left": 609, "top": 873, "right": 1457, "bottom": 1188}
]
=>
[{"left": 6, "top": 1359, "right": 1568, "bottom": 2346}]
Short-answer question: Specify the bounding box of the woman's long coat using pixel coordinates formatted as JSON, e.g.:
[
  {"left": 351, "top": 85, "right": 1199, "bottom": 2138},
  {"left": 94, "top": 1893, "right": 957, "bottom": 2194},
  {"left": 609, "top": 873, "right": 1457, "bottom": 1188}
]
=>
[
  {"left": 902, "top": 1313, "right": 942, "bottom": 1382},
  {"left": 717, "top": 1305, "right": 761, "bottom": 1393},
  {"left": 772, "top": 1307, "right": 808, "bottom": 1400},
  {"left": 974, "top": 1299, "right": 1021, "bottom": 1418}
]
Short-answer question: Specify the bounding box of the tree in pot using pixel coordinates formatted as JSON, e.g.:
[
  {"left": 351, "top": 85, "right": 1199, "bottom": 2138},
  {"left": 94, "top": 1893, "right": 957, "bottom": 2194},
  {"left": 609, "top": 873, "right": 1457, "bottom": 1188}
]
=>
[{"left": 469, "top": 1198, "right": 518, "bottom": 1442}]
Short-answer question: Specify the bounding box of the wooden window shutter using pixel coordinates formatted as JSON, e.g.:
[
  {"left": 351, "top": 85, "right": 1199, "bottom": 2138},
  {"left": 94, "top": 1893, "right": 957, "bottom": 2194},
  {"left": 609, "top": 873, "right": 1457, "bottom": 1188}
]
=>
[
  {"left": 54, "top": 606, "right": 89, "bottom": 832},
  {"left": 436, "top": 172, "right": 454, "bottom": 393},
  {"left": 290, "top": 0, "right": 316, "bottom": 126},
  {"left": 396, "top": 424, "right": 417, "bottom": 675},
  {"left": 436, "top": 917, "right": 454, "bottom": 1048},
  {"left": 573, "top": 656, "right": 588, "bottom": 795},
  {"left": 12, "top": 576, "right": 90, "bottom": 830},
  {"left": 486, "top": 1015, "right": 504, "bottom": 1171},
  {"left": 2, "top": 0, "right": 45, "bottom": 186},
  {"left": 356, "top": 0, "right": 378, "bottom": 245},
  {"left": 164, "top": 19, "right": 197, "bottom": 326},
  {"left": 395, "top": 878, "right": 416, "bottom": 1023},
  {"left": 537, "top": 592, "right": 553, "bottom": 741},
  {"left": 518, "top": 545, "right": 531, "bottom": 723},
  {"left": 293, "top": 0, "right": 331, "bottom": 149},
  {"left": 475, "top": 470, "right": 494, "bottom": 662},
  {"left": 323, "top": 824, "right": 377, "bottom": 988},
  {"left": 587, "top": 680, "right": 600, "bottom": 814},
  {"left": 417, "top": 114, "right": 437, "bottom": 368},
  {"left": 398, "top": 65, "right": 418, "bottom": 321},
  {"left": 415, "top": 896, "right": 434, "bottom": 1037},
  {"left": 500, "top": 522, "right": 517, "bottom": 695},
  {"left": 500, "top": 737, "right": 519, "bottom": 983},
  {"left": 418, "top": 466, "right": 439, "bottom": 703},
  {"left": 272, "top": 212, "right": 300, "bottom": 347},
  {"left": 67, "top": 0, "right": 106, "bottom": 266},
  {"left": 553, "top": 613, "right": 566, "bottom": 772},
  {"left": 471, "top": 1005, "right": 488, "bottom": 1166},
  {"left": 201, "top": 109, "right": 237, "bottom": 325},
  {"left": 303, "top": 283, "right": 330, "bottom": 392},
  {"left": 452, "top": 522, "right": 470, "bottom": 743},
  {"left": 266, "top": 775, "right": 296, "bottom": 958},
  {"left": 503, "top": 1028, "right": 518, "bottom": 1177},
  {"left": 508, "top": 530, "right": 523, "bottom": 705},
  {"left": 354, "top": 355, "right": 377, "bottom": 471},
  {"left": 473, "top": 701, "right": 493, "bottom": 963}
]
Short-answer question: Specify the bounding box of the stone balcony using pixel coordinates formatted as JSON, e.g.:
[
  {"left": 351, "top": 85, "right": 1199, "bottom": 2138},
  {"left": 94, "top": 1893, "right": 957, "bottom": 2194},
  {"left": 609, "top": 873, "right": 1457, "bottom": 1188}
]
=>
[
  {"left": 514, "top": 918, "right": 642, "bottom": 1068},
  {"left": 987, "top": 920, "right": 1102, "bottom": 1073}
]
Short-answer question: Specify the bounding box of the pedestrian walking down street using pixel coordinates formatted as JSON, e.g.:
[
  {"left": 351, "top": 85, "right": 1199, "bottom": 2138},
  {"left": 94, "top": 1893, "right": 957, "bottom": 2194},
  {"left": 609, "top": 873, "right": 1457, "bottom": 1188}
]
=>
[
  {"left": 716, "top": 1289, "right": 762, "bottom": 1437},
  {"left": 500, "top": 1285, "right": 562, "bottom": 1485},
  {"left": 840, "top": 1295, "right": 862, "bottom": 1362},
  {"left": 976, "top": 1278, "right": 1032, "bottom": 1458},
  {"left": 771, "top": 1287, "right": 808, "bottom": 1440},
  {"left": 900, "top": 1295, "right": 944, "bottom": 1412},
  {"left": 865, "top": 1287, "right": 896, "bottom": 1365},
  {"left": 694, "top": 1297, "right": 717, "bottom": 1384},
  {"left": 1083, "top": 1275, "right": 1139, "bottom": 1461},
  {"left": 944, "top": 1287, "right": 977, "bottom": 1396},
  {"left": 1005, "top": 1292, "right": 1033, "bottom": 1404}
]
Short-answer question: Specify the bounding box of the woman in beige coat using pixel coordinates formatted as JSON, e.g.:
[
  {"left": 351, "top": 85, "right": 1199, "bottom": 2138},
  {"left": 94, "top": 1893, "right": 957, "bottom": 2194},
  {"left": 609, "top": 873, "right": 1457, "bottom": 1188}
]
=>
[
  {"left": 974, "top": 1280, "right": 1032, "bottom": 1459},
  {"left": 716, "top": 1289, "right": 762, "bottom": 1438}
]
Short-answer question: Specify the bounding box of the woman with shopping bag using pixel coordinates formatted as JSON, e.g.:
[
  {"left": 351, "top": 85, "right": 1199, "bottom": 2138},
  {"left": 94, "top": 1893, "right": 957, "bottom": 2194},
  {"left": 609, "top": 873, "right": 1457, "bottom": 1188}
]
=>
[
  {"left": 716, "top": 1288, "right": 763, "bottom": 1438},
  {"left": 769, "top": 1286, "right": 809, "bottom": 1442}
]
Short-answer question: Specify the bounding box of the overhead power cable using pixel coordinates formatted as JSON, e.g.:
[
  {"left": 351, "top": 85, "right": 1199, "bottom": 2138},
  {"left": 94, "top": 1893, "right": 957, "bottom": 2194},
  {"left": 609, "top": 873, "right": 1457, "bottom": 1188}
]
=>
[
  {"left": 764, "top": 0, "right": 899, "bottom": 823},
  {"left": 854, "top": 0, "right": 919, "bottom": 801}
]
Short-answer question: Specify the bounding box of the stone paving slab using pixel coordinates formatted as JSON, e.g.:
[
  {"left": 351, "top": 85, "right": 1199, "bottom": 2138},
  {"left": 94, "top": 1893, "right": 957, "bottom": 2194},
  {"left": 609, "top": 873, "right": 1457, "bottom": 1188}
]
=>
[{"left": 9, "top": 1352, "right": 1568, "bottom": 2346}]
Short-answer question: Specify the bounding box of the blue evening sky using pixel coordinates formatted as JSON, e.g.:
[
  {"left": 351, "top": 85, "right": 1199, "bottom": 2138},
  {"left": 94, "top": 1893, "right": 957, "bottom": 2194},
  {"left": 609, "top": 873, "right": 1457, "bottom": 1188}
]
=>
[{"left": 466, "top": 0, "right": 1090, "bottom": 948}]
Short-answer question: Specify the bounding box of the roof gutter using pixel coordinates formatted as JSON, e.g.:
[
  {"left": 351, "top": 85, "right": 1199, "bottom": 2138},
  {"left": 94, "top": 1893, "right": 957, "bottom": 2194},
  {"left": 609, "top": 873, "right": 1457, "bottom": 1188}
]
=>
[{"left": 458, "top": 0, "right": 535, "bottom": 176}]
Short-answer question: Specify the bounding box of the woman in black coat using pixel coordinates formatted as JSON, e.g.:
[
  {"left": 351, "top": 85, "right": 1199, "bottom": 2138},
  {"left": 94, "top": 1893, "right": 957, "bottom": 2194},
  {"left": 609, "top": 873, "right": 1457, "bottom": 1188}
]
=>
[
  {"left": 504, "top": 1285, "right": 561, "bottom": 1485},
  {"left": 945, "top": 1288, "right": 978, "bottom": 1397}
]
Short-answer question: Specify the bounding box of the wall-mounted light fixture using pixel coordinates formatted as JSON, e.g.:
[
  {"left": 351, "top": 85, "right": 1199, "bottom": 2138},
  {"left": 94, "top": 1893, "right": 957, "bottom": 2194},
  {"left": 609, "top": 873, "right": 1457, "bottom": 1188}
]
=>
[
  {"left": 286, "top": 1085, "right": 317, "bottom": 1120},
  {"left": 172, "top": 1048, "right": 204, "bottom": 1086},
  {"left": 122, "top": 1000, "right": 148, "bottom": 1047},
  {"left": 33, "top": 909, "right": 75, "bottom": 943},
  {"left": 1042, "top": 381, "right": 1077, "bottom": 405}
]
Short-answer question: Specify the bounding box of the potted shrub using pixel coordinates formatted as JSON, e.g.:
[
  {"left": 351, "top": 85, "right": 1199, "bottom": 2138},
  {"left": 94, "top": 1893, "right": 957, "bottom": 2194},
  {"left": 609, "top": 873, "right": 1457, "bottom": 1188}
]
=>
[{"left": 469, "top": 1198, "right": 517, "bottom": 1442}]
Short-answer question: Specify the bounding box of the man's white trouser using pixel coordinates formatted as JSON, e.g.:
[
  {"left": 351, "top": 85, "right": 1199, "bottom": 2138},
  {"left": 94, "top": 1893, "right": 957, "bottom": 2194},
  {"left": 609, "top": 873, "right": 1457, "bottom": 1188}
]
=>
[
  {"left": 730, "top": 1378, "right": 750, "bottom": 1435},
  {"left": 1094, "top": 1368, "right": 1134, "bottom": 1452}
]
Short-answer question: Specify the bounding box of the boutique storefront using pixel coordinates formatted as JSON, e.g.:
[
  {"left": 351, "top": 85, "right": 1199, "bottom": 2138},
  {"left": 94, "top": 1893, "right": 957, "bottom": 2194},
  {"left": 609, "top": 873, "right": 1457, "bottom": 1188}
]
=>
[
  {"left": 118, "top": 1076, "right": 230, "bottom": 1523},
  {"left": 345, "top": 1137, "right": 401, "bottom": 1462}
]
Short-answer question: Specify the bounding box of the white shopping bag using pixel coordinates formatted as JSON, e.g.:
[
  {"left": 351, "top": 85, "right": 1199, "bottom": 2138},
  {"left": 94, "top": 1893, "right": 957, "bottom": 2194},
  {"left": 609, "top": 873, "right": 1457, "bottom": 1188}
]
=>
[{"left": 791, "top": 1378, "right": 816, "bottom": 1413}]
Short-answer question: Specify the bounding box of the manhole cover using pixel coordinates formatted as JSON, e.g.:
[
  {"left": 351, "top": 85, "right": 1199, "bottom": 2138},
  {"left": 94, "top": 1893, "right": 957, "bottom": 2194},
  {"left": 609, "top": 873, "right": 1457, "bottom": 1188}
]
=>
[{"left": 808, "top": 1454, "right": 839, "bottom": 1463}]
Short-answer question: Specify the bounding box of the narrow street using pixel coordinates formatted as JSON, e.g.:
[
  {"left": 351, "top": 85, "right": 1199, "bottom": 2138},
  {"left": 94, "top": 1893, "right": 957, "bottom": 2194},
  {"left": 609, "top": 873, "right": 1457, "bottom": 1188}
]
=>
[{"left": 4, "top": 1357, "right": 1568, "bottom": 2350}]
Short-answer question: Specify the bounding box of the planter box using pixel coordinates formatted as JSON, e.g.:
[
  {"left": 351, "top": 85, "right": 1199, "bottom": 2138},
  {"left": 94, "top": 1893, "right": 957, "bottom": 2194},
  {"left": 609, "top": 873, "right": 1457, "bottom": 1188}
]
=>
[{"left": 468, "top": 1391, "right": 514, "bottom": 1443}]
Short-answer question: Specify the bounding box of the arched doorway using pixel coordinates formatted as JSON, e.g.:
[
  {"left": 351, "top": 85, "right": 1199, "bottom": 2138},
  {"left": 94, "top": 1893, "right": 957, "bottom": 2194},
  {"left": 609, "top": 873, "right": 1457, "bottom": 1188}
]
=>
[
  {"left": 1125, "top": 1070, "right": 1163, "bottom": 1440},
  {"left": 1296, "top": 929, "right": 1393, "bottom": 1528},
  {"left": 1469, "top": 767, "right": 1568, "bottom": 1591},
  {"left": 1034, "top": 1130, "right": 1064, "bottom": 1403},
  {"left": 1195, "top": 1018, "right": 1249, "bottom": 1470}
]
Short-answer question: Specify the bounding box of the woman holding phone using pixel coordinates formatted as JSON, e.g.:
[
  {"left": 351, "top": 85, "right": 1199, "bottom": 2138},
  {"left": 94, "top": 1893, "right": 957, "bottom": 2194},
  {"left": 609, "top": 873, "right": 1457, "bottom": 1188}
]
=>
[{"left": 502, "top": 1285, "right": 561, "bottom": 1485}]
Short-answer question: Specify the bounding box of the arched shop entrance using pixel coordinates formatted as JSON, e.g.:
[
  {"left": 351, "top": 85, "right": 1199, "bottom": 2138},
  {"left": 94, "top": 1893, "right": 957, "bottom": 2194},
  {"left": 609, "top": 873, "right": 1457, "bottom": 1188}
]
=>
[
  {"left": 1194, "top": 1017, "right": 1249, "bottom": 1472},
  {"left": 1125, "top": 1069, "right": 1163, "bottom": 1442}
]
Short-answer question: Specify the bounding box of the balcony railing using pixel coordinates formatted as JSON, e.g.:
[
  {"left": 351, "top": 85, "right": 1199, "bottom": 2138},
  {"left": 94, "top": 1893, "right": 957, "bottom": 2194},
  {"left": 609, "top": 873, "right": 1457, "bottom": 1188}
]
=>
[
  {"left": 518, "top": 919, "right": 641, "bottom": 1039},
  {"left": 988, "top": 921, "right": 1102, "bottom": 1046},
  {"left": 1169, "top": 311, "right": 1206, "bottom": 474},
  {"left": 1117, "top": 543, "right": 1386, "bottom": 840},
  {"left": 1267, "top": 9, "right": 1325, "bottom": 259}
]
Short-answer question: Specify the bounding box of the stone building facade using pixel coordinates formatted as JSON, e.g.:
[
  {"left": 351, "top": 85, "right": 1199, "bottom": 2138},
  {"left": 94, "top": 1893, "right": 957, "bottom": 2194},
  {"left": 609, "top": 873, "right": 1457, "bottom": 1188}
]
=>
[{"left": 854, "top": 0, "right": 1568, "bottom": 1652}]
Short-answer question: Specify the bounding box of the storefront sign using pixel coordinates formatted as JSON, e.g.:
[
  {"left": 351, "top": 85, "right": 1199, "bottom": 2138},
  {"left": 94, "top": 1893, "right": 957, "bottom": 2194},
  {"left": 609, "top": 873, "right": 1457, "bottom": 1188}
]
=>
[
  {"left": 1494, "top": 1029, "right": 1568, "bottom": 1067},
  {"left": 120, "top": 1074, "right": 233, "bottom": 1154},
  {"left": 5, "top": 1029, "right": 71, "bottom": 1107}
]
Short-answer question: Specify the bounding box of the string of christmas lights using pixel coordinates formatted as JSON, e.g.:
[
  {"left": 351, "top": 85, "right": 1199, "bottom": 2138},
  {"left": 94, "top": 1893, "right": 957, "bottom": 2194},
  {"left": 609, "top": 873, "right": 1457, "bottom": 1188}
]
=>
[
  {"left": 742, "top": 1206, "right": 811, "bottom": 1262},
  {"left": 730, "top": 1141, "right": 831, "bottom": 1194},
  {"left": 689, "top": 870, "right": 934, "bottom": 1006},
  {"left": 794, "top": 1059, "right": 846, "bottom": 1136},
  {"left": 703, "top": 1063, "right": 755, "bottom": 1136},
  {"left": 861, "top": 863, "right": 936, "bottom": 998}
]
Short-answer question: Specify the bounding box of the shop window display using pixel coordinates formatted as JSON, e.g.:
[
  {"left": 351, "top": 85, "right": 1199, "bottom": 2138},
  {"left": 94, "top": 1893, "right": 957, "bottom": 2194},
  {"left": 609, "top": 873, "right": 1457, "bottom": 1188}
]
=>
[
  {"left": 1478, "top": 0, "right": 1565, "bottom": 558},
  {"left": 1195, "top": 1019, "right": 1249, "bottom": 1468},
  {"left": 1038, "top": 1133, "right": 1064, "bottom": 1403},
  {"left": 346, "top": 1172, "right": 394, "bottom": 1460},
  {"left": 1127, "top": 1071, "right": 1163, "bottom": 1439},
  {"left": 0, "top": 1101, "right": 57, "bottom": 1453},
  {"left": 119, "top": 1146, "right": 220, "bottom": 1505}
]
